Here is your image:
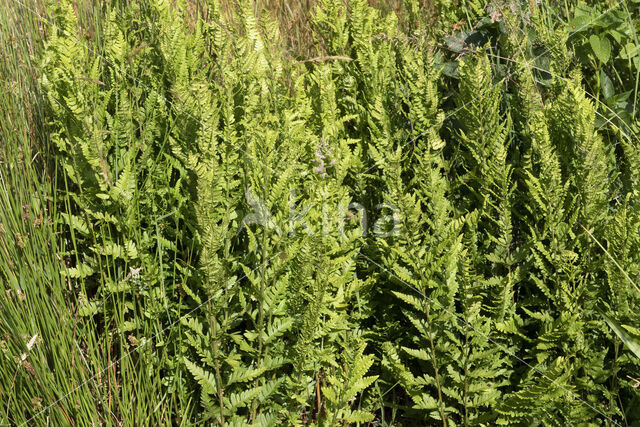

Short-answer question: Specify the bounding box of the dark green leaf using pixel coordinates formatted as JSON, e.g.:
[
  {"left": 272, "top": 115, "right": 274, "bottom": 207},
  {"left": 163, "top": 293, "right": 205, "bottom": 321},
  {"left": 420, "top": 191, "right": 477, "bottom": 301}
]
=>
[
  {"left": 590, "top": 34, "right": 611, "bottom": 63},
  {"left": 600, "top": 70, "right": 614, "bottom": 99}
]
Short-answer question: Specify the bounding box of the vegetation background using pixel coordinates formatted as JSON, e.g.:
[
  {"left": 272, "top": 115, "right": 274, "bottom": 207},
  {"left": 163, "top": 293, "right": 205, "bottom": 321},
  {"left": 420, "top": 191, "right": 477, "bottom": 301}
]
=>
[{"left": 1, "top": 0, "right": 639, "bottom": 425}]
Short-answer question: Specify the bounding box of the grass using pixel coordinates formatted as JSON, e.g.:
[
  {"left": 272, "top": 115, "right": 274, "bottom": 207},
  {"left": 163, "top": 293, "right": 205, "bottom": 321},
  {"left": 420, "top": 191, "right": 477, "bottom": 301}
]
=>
[
  {"left": 0, "top": 2, "right": 109, "bottom": 424},
  {"left": 0, "top": 2, "right": 191, "bottom": 424}
]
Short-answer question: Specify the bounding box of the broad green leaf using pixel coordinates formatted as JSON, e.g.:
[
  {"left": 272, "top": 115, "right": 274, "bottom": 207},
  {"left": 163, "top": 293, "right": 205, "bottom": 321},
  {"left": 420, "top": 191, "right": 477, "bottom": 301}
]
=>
[
  {"left": 600, "top": 70, "right": 614, "bottom": 99},
  {"left": 590, "top": 35, "right": 611, "bottom": 63},
  {"left": 619, "top": 42, "right": 640, "bottom": 59}
]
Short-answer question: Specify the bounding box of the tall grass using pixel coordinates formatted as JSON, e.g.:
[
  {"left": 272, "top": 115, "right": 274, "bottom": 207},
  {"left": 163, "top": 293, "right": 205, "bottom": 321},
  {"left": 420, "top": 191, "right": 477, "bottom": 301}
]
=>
[
  {"left": 0, "top": 2, "right": 190, "bottom": 424},
  {"left": 0, "top": 2, "right": 97, "bottom": 424}
]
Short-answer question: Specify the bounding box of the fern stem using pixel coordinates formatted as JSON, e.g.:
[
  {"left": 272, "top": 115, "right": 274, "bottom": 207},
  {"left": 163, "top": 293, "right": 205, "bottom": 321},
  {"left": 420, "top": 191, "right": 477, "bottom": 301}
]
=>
[
  {"left": 424, "top": 302, "right": 448, "bottom": 427},
  {"left": 251, "top": 162, "right": 269, "bottom": 421},
  {"left": 401, "top": 212, "right": 449, "bottom": 425},
  {"left": 463, "top": 324, "right": 470, "bottom": 427},
  {"left": 208, "top": 301, "right": 225, "bottom": 426}
]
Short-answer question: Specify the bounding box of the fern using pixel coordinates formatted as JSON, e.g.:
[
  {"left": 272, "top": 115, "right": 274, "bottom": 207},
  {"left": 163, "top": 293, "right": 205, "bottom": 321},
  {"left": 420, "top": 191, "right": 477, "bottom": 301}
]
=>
[{"left": 32, "top": 0, "right": 640, "bottom": 424}]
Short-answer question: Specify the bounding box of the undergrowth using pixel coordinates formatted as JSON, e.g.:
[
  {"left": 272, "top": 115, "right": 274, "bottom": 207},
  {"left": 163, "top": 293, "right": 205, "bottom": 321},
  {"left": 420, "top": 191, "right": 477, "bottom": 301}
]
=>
[{"left": 1, "top": 0, "right": 639, "bottom": 425}]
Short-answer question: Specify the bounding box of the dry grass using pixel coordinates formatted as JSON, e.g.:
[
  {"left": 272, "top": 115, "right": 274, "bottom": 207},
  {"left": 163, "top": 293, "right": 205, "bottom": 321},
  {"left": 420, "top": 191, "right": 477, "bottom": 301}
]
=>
[{"left": 215, "top": 0, "right": 437, "bottom": 59}]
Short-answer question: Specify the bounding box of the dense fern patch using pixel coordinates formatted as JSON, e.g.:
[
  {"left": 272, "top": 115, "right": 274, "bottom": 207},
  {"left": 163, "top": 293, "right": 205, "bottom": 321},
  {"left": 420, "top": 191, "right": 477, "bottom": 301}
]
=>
[{"left": 1, "top": 0, "right": 640, "bottom": 424}]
